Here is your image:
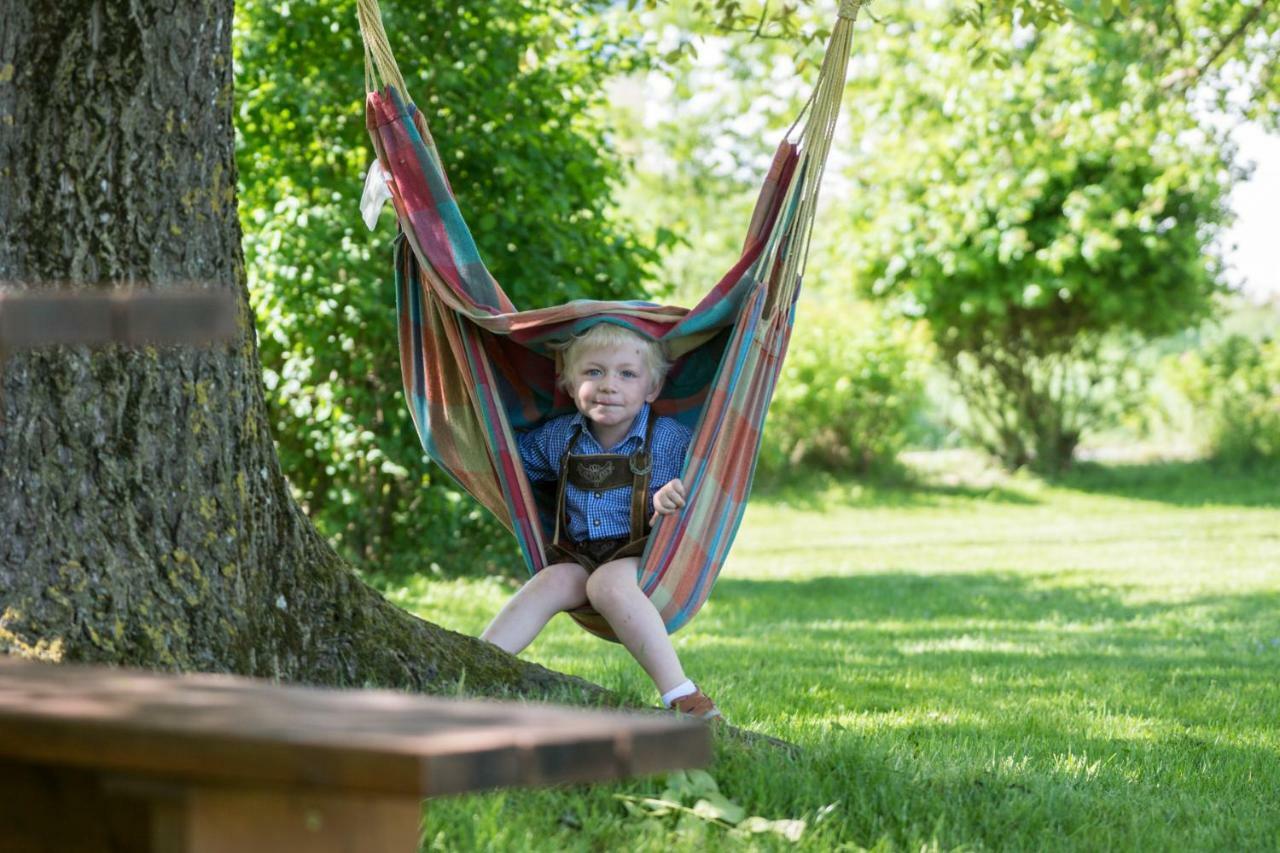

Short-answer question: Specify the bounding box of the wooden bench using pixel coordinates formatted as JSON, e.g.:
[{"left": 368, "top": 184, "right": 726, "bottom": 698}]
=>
[{"left": 0, "top": 657, "right": 711, "bottom": 852}]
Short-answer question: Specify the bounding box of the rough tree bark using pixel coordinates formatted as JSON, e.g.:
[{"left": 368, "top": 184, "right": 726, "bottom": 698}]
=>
[{"left": 0, "top": 0, "right": 602, "bottom": 703}]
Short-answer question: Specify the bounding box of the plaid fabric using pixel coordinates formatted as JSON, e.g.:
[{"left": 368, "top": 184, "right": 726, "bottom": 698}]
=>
[
  {"left": 518, "top": 405, "right": 692, "bottom": 542},
  {"left": 367, "top": 85, "right": 808, "bottom": 641}
]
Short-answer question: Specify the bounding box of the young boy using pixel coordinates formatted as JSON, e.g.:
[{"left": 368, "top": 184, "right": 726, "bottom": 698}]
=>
[{"left": 480, "top": 323, "right": 721, "bottom": 720}]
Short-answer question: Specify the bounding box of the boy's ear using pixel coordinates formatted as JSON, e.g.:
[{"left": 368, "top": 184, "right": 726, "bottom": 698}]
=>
[{"left": 645, "top": 377, "right": 662, "bottom": 403}]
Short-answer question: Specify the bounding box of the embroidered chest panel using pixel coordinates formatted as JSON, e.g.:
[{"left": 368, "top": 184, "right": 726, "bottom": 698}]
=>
[{"left": 566, "top": 454, "right": 634, "bottom": 491}]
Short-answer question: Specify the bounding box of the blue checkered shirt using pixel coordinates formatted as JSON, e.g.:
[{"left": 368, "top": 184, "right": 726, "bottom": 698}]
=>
[{"left": 518, "top": 403, "right": 691, "bottom": 542}]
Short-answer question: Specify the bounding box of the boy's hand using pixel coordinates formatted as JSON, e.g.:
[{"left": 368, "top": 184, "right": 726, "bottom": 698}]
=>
[{"left": 650, "top": 478, "right": 687, "bottom": 527}]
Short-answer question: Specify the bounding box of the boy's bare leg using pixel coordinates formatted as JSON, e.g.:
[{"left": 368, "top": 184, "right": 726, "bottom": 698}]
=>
[
  {"left": 586, "top": 558, "right": 687, "bottom": 694},
  {"left": 481, "top": 562, "right": 589, "bottom": 655}
]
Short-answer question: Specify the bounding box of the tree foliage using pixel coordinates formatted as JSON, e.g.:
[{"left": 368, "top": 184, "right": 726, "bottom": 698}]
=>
[
  {"left": 607, "top": 37, "right": 801, "bottom": 302},
  {"left": 1167, "top": 332, "right": 1280, "bottom": 463},
  {"left": 607, "top": 1, "right": 1278, "bottom": 471},
  {"left": 688, "top": 0, "right": 1280, "bottom": 127},
  {"left": 842, "top": 10, "right": 1235, "bottom": 469},
  {"left": 761, "top": 298, "right": 929, "bottom": 473},
  {"left": 234, "top": 1, "right": 661, "bottom": 577}
]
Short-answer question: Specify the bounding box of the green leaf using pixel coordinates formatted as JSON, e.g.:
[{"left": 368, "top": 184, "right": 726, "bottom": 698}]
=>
[{"left": 692, "top": 793, "right": 747, "bottom": 824}]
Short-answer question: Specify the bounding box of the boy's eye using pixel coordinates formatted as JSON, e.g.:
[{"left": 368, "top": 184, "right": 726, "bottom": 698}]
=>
[
  {"left": 621, "top": 370, "right": 638, "bottom": 379},
  {"left": 584, "top": 368, "right": 602, "bottom": 377}
]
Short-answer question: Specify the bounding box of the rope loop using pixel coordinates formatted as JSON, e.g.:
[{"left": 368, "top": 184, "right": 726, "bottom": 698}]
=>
[{"left": 838, "top": 0, "right": 862, "bottom": 19}]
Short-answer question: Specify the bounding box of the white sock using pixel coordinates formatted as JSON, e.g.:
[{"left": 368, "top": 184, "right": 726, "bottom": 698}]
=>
[{"left": 661, "top": 679, "right": 697, "bottom": 708}]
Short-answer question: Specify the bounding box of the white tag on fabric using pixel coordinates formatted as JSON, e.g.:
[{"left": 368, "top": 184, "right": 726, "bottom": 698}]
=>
[{"left": 360, "top": 160, "right": 392, "bottom": 230}]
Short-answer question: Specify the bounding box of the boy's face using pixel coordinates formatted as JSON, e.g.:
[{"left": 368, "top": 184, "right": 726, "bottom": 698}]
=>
[{"left": 566, "top": 343, "right": 660, "bottom": 439}]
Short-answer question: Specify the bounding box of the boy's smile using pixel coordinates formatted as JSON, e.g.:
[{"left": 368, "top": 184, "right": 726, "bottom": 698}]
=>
[{"left": 568, "top": 344, "right": 660, "bottom": 449}]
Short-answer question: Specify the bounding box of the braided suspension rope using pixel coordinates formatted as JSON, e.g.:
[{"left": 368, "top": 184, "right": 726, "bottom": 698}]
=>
[
  {"left": 356, "top": 0, "right": 407, "bottom": 98},
  {"left": 764, "top": 0, "right": 862, "bottom": 318}
]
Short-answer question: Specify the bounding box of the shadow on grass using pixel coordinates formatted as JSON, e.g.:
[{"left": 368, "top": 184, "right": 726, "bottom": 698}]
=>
[
  {"left": 749, "top": 465, "right": 1039, "bottom": 512},
  {"left": 704, "top": 572, "right": 1280, "bottom": 729},
  {"left": 697, "top": 571, "right": 1280, "bottom": 847},
  {"left": 715, "top": 571, "right": 1144, "bottom": 624},
  {"left": 1051, "top": 457, "right": 1280, "bottom": 508}
]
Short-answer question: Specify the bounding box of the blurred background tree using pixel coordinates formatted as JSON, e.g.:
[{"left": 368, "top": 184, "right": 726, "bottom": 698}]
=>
[
  {"left": 612, "top": 0, "right": 1277, "bottom": 473},
  {"left": 845, "top": 11, "right": 1234, "bottom": 472},
  {"left": 234, "top": 1, "right": 662, "bottom": 579}
]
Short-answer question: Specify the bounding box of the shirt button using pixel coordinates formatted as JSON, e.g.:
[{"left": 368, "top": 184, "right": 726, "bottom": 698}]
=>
[
  {"left": 593, "top": 519, "right": 601, "bottom": 527},
  {"left": 594, "top": 491, "right": 602, "bottom": 498}
]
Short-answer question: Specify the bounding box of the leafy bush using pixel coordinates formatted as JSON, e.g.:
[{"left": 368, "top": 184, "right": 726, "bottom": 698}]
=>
[
  {"left": 845, "top": 12, "right": 1234, "bottom": 471},
  {"left": 1167, "top": 334, "right": 1280, "bottom": 463},
  {"left": 760, "top": 297, "right": 928, "bottom": 474},
  {"left": 234, "top": 1, "right": 659, "bottom": 579}
]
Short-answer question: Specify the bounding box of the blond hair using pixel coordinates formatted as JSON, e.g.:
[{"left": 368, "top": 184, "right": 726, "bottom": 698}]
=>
[{"left": 557, "top": 323, "right": 670, "bottom": 394}]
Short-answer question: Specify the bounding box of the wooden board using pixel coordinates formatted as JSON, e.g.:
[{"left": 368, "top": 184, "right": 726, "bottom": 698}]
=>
[{"left": 0, "top": 656, "right": 710, "bottom": 797}]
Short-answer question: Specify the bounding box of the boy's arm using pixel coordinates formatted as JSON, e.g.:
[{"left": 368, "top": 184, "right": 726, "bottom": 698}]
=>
[
  {"left": 649, "top": 419, "right": 693, "bottom": 524},
  {"left": 651, "top": 477, "right": 687, "bottom": 525},
  {"left": 516, "top": 421, "right": 558, "bottom": 482}
]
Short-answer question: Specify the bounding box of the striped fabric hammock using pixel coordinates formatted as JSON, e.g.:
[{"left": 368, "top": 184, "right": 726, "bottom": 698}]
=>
[{"left": 358, "top": 0, "right": 861, "bottom": 640}]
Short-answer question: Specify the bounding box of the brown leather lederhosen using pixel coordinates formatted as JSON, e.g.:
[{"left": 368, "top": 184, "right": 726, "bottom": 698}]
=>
[{"left": 545, "top": 409, "right": 657, "bottom": 572}]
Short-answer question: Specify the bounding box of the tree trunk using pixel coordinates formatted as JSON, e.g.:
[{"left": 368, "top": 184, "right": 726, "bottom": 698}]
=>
[{"left": 0, "top": 0, "right": 600, "bottom": 703}]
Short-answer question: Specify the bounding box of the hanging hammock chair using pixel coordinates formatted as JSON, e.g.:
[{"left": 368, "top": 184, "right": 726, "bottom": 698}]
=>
[{"left": 357, "top": 0, "right": 862, "bottom": 640}]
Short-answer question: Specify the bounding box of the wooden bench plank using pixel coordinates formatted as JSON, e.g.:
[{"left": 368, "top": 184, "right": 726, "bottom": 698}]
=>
[{"left": 0, "top": 657, "right": 710, "bottom": 797}]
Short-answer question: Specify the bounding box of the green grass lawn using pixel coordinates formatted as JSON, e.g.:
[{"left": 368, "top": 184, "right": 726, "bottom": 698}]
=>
[{"left": 384, "top": 452, "right": 1280, "bottom": 851}]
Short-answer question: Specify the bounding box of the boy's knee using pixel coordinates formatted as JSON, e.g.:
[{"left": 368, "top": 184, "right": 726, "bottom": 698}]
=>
[
  {"left": 535, "top": 562, "right": 588, "bottom": 600},
  {"left": 584, "top": 560, "right": 639, "bottom": 609}
]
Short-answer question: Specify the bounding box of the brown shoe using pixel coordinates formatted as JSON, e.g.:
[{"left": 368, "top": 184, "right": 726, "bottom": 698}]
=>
[{"left": 671, "top": 689, "right": 723, "bottom": 722}]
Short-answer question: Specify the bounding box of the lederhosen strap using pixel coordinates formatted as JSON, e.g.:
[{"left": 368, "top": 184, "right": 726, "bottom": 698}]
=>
[{"left": 552, "top": 408, "right": 658, "bottom": 549}]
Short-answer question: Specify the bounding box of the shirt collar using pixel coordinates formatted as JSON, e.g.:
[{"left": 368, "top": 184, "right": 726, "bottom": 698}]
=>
[{"left": 569, "top": 402, "right": 651, "bottom": 452}]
